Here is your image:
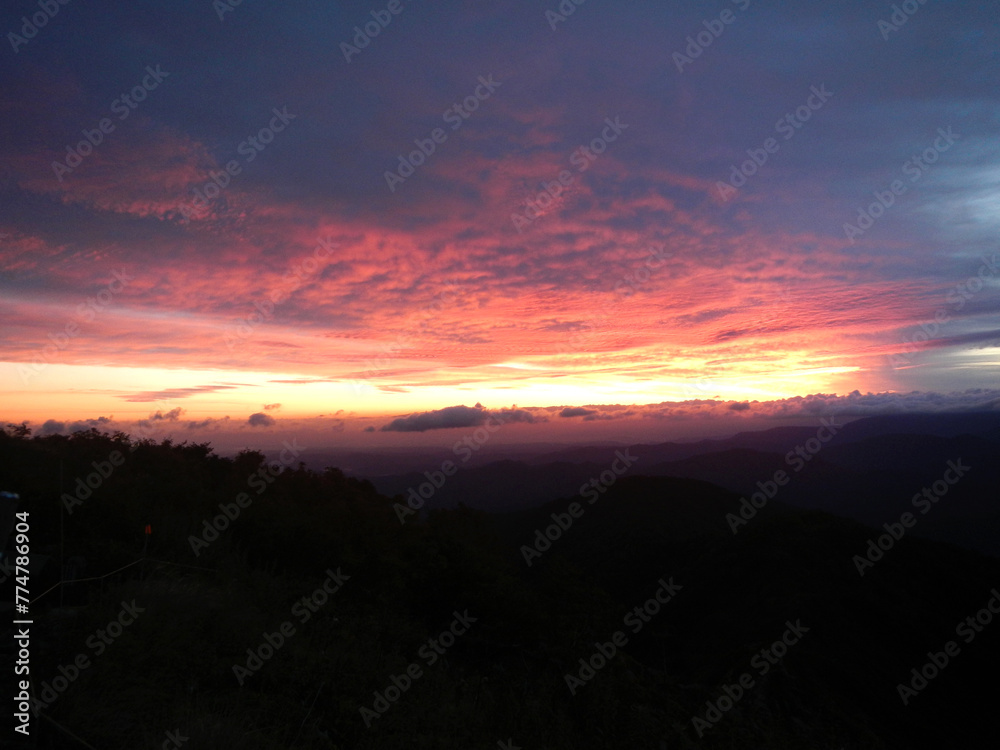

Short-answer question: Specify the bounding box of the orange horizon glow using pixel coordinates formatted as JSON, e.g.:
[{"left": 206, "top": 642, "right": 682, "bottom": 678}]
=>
[{"left": 1, "top": 355, "right": 866, "bottom": 427}]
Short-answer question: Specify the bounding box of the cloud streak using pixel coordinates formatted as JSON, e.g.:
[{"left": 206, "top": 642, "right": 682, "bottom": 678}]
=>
[{"left": 1, "top": 0, "right": 998, "bottom": 426}]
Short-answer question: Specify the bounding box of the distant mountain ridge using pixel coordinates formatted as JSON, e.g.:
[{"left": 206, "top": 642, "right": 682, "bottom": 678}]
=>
[{"left": 369, "top": 412, "right": 1000, "bottom": 555}]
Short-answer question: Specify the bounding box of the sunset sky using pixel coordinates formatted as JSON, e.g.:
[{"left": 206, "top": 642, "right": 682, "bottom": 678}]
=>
[{"left": 1, "top": 0, "right": 998, "bottom": 447}]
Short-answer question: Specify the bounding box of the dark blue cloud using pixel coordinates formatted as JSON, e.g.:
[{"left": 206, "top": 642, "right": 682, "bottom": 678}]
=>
[
  {"left": 381, "top": 404, "right": 540, "bottom": 432},
  {"left": 248, "top": 412, "right": 275, "bottom": 427}
]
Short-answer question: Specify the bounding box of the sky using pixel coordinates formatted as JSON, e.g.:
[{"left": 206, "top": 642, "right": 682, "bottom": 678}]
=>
[{"left": 1, "top": 0, "right": 999, "bottom": 448}]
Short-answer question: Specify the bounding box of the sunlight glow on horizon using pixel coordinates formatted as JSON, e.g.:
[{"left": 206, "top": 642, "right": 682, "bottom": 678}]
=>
[{"left": 0, "top": 357, "right": 867, "bottom": 425}]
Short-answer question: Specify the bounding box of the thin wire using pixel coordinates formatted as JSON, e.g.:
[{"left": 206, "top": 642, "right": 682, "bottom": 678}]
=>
[
  {"left": 291, "top": 682, "right": 326, "bottom": 746},
  {"left": 29, "top": 557, "right": 217, "bottom": 605},
  {"left": 38, "top": 713, "right": 100, "bottom": 750}
]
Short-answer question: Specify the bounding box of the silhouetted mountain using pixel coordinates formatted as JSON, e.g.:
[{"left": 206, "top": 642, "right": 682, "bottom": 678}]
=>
[
  {"left": 638, "top": 433, "right": 1000, "bottom": 556},
  {"left": 527, "top": 425, "right": 831, "bottom": 466},
  {"left": 372, "top": 458, "right": 615, "bottom": 513},
  {"left": 370, "top": 413, "right": 1000, "bottom": 556},
  {"left": 490, "top": 474, "right": 1000, "bottom": 748},
  {"left": 829, "top": 410, "right": 1000, "bottom": 444},
  {"left": 296, "top": 443, "right": 579, "bottom": 478},
  {"left": 2, "top": 425, "right": 997, "bottom": 749}
]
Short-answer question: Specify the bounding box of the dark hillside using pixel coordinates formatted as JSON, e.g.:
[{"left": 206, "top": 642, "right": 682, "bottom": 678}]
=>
[{"left": 1, "top": 427, "right": 996, "bottom": 749}]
